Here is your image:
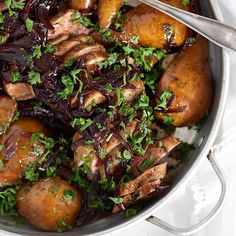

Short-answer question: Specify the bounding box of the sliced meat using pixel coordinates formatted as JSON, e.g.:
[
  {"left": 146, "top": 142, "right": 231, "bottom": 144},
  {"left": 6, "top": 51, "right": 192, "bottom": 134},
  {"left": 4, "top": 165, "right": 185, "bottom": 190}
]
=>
[
  {"left": 112, "top": 179, "right": 162, "bottom": 213},
  {"left": 73, "top": 119, "right": 138, "bottom": 178},
  {"left": 54, "top": 35, "right": 93, "bottom": 56},
  {"left": 81, "top": 51, "right": 108, "bottom": 72},
  {"left": 4, "top": 81, "right": 35, "bottom": 101},
  {"left": 131, "top": 136, "right": 180, "bottom": 176},
  {"left": 62, "top": 44, "right": 106, "bottom": 62},
  {"left": 0, "top": 96, "right": 17, "bottom": 135},
  {"left": 84, "top": 79, "right": 145, "bottom": 110},
  {"left": 48, "top": 10, "right": 91, "bottom": 40},
  {"left": 50, "top": 34, "right": 70, "bottom": 46},
  {"left": 118, "top": 162, "right": 167, "bottom": 197}
]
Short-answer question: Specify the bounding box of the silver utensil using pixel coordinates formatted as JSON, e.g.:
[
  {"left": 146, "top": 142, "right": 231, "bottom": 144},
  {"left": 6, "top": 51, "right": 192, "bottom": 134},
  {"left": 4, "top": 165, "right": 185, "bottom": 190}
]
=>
[{"left": 139, "top": 0, "right": 236, "bottom": 52}]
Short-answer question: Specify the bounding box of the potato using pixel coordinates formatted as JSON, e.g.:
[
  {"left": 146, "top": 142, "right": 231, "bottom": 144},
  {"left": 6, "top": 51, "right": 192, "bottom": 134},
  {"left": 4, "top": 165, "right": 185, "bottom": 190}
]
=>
[
  {"left": 0, "top": 95, "right": 17, "bottom": 135},
  {"left": 119, "top": 1, "right": 189, "bottom": 48},
  {"left": 155, "top": 37, "right": 213, "bottom": 126},
  {"left": 0, "top": 118, "right": 50, "bottom": 186},
  {"left": 68, "top": 0, "right": 95, "bottom": 11},
  {"left": 98, "top": 0, "right": 123, "bottom": 28},
  {"left": 17, "top": 177, "right": 81, "bottom": 232}
]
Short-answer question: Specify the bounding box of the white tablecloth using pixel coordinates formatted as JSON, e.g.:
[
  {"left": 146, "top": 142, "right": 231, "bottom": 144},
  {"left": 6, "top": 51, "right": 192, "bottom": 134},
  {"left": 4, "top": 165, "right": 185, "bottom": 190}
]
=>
[{"left": 109, "top": 1, "right": 236, "bottom": 236}]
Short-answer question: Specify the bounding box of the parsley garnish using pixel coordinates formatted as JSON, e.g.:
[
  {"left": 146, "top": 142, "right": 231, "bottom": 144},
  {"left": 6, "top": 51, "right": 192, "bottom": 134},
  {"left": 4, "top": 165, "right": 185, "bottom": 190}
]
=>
[
  {"left": 0, "top": 187, "right": 17, "bottom": 216},
  {"left": 63, "top": 189, "right": 76, "bottom": 201},
  {"left": 28, "top": 70, "right": 41, "bottom": 85},
  {"left": 139, "top": 157, "right": 154, "bottom": 172},
  {"left": 44, "top": 43, "right": 55, "bottom": 54},
  {"left": 11, "top": 71, "right": 21, "bottom": 82},
  {"left": 25, "top": 18, "right": 33, "bottom": 32},
  {"left": 182, "top": 0, "right": 190, "bottom": 6},
  {"left": 4, "top": 0, "right": 25, "bottom": 16},
  {"left": 108, "top": 197, "right": 124, "bottom": 204},
  {"left": 32, "top": 44, "right": 42, "bottom": 59},
  {"left": 155, "top": 91, "right": 172, "bottom": 110},
  {"left": 58, "top": 75, "right": 74, "bottom": 99}
]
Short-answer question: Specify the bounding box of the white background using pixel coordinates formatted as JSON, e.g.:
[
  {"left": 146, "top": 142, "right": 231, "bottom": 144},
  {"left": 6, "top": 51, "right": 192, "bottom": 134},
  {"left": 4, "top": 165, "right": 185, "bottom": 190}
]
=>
[{"left": 109, "top": 1, "right": 236, "bottom": 236}]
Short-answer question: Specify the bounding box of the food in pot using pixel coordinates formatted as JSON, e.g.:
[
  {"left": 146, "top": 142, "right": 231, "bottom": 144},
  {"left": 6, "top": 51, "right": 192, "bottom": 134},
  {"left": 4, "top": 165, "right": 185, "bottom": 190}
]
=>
[{"left": 0, "top": 0, "right": 213, "bottom": 232}]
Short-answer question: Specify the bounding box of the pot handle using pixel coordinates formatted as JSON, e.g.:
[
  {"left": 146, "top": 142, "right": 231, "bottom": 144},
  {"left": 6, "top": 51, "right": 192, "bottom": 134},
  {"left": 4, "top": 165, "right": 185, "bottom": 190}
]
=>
[{"left": 146, "top": 151, "right": 227, "bottom": 236}]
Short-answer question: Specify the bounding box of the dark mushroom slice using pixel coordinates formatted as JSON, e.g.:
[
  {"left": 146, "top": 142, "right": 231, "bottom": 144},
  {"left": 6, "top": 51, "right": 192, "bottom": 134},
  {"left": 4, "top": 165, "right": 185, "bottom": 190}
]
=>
[
  {"left": 0, "top": 95, "right": 17, "bottom": 135},
  {"left": 48, "top": 10, "right": 91, "bottom": 41},
  {"left": 98, "top": 0, "right": 123, "bottom": 28},
  {"left": 0, "top": 118, "right": 50, "bottom": 187},
  {"left": 3, "top": 81, "right": 35, "bottom": 101},
  {"left": 17, "top": 177, "right": 81, "bottom": 232},
  {"left": 130, "top": 136, "right": 180, "bottom": 176}
]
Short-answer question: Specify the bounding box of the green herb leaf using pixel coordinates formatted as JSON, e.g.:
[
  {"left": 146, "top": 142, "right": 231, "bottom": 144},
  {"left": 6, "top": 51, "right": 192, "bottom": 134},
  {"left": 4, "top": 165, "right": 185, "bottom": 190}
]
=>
[
  {"left": 182, "top": 0, "right": 190, "bottom": 6},
  {"left": 11, "top": 71, "right": 21, "bottom": 83},
  {"left": 25, "top": 18, "right": 33, "bottom": 32},
  {"left": 28, "top": 70, "right": 41, "bottom": 85},
  {"left": 32, "top": 44, "right": 42, "bottom": 59},
  {"left": 63, "top": 189, "right": 76, "bottom": 201},
  {"left": 125, "top": 208, "right": 137, "bottom": 218},
  {"left": 58, "top": 75, "right": 74, "bottom": 99},
  {"left": 139, "top": 157, "right": 154, "bottom": 172},
  {"left": 155, "top": 91, "right": 172, "bottom": 110},
  {"left": 108, "top": 197, "right": 124, "bottom": 204}
]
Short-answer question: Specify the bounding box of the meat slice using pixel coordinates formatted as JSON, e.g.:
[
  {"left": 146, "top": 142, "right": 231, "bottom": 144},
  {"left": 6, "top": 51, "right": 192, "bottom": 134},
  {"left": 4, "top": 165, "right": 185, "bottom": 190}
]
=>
[
  {"left": 0, "top": 96, "right": 17, "bottom": 135},
  {"left": 62, "top": 44, "right": 106, "bottom": 62},
  {"left": 130, "top": 136, "right": 180, "bottom": 176},
  {"left": 112, "top": 179, "right": 162, "bottom": 213},
  {"left": 54, "top": 35, "right": 92, "bottom": 56},
  {"left": 73, "top": 119, "right": 138, "bottom": 179},
  {"left": 84, "top": 79, "right": 144, "bottom": 110},
  {"left": 48, "top": 10, "right": 91, "bottom": 40},
  {"left": 3, "top": 81, "right": 35, "bottom": 101},
  {"left": 118, "top": 162, "right": 167, "bottom": 197}
]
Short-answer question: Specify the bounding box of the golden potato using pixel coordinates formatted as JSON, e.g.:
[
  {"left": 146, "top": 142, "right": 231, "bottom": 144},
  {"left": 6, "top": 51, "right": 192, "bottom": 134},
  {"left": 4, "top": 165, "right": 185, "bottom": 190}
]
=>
[
  {"left": 119, "top": 1, "right": 190, "bottom": 48},
  {"left": 155, "top": 37, "right": 213, "bottom": 126},
  {"left": 98, "top": 0, "right": 123, "bottom": 28},
  {"left": 0, "top": 118, "right": 50, "bottom": 186},
  {"left": 68, "top": 0, "right": 95, "bottom": 11},
  {"left": 0, "top": 95, "right": 17, "bottom": 135},
  {"left": 17, "top": 177, "right": 81, "bottom": 232}
]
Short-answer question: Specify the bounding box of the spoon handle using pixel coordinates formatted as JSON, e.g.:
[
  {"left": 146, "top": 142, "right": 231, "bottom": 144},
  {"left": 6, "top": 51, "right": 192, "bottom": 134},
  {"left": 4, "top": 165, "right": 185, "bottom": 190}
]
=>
[{"left": 139, "top": 0, "right": 236, "bottom": 52}]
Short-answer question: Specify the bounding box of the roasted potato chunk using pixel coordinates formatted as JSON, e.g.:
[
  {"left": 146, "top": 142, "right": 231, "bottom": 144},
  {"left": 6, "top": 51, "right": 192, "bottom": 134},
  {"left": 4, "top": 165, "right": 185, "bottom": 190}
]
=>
[
  {"left": 0, "top": 95, "right": 17, "bottom": 135},
  {"left": 0, "top": 118, "right": 50, "bottom": 186},
  {"left": 119, "top": 1, "right": 189, "bottom": 48},
  {"left": 155, "top": 37, "right": 213, "bottom": 126},
  {"left": 17, "top": 177, "right": 81, "bottom": 232},
  {"left": 68, "top": 0, "right": 95, "bottom": 11},
  {"left": 98, "top": 0, "right": 123, "bottom": 28}
]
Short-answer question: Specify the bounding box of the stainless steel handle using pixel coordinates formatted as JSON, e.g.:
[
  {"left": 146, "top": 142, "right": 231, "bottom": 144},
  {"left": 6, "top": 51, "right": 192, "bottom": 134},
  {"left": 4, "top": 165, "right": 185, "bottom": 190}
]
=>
[
  {"left": 139, "top": 0, "right": 236, "bottom": 52},
  {"left": 146, "top": 151, "right": 227, "bottom": 236}
]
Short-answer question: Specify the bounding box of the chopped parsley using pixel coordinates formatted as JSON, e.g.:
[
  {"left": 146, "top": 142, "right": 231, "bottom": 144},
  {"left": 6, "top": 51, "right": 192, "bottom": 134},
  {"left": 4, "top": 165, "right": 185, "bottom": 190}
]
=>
[
  {"left": 125, "top": 208, "right": 137, "bottom": 218},
  {"left": 58, "top": 75, "right": 74, "bottom": 99},
  {"left": 163, "top": 115, "right": 174, "bottom": 124},
  {"left": 0, "top": 187, "right": 17, "bottom": 216},
  {"left": 4, "top": 0, "right": 25, "bottom": 16},
  {"left": 139, "top": 157, "right": 154, "bottom": 172},
  {"left": 155, "top": 91, "right": 172, "bottom": 110},
  {"left": 108, "top": 197, "right": 124, "bottom": 204},
  {"left": 182, "top": 0, "right": 190, "bottom": 6},
  {"left": 28, "top": 70, "right": 41, "bottom": 85},
  {"left": 32, "top": 44, "right": 42, "bottom": 59},
  {"left": 11, "top": 71, "right": 21, "bottom": 83},
  {"left": 44, "top": 43, "right": 55, "bottom": 54},
  {"left": 25, "top": 18, "right": 33, "bottom": 32},
  {"left": 63, "top": 189, "right": 76, "bottom": 201}
]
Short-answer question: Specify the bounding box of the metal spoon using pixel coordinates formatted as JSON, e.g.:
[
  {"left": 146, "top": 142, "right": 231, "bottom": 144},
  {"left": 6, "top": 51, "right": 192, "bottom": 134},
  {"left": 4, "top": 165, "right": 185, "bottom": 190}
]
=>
[{"left": 139, "top": 0, "right": 236, "bottom": 52}]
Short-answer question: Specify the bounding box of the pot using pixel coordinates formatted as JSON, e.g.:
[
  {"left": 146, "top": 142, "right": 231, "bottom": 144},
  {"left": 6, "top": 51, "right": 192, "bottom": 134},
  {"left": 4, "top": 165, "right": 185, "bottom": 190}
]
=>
[{"left": 0, "top": 1, "right": 230, "bottom": 235}]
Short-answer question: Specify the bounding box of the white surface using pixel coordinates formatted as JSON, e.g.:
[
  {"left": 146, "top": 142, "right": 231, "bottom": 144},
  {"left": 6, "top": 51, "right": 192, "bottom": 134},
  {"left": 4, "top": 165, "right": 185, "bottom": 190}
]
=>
[{"left": 108, "top": 1, "right": 236, "bottom": 236}]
